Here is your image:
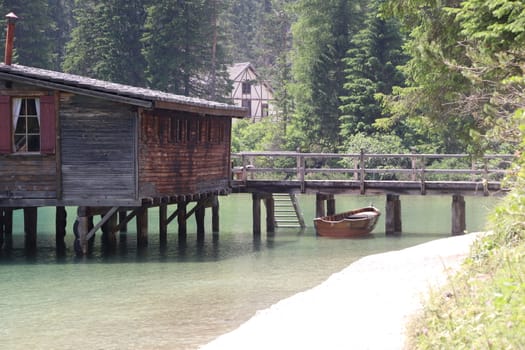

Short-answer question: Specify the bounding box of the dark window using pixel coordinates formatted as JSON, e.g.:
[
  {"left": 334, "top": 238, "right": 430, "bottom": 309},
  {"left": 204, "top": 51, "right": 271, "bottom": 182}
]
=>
[
  {"left": 262, "top": 104, "right": 269, "bottom": 117},
  {"left": 242, "top": 99, "right": 252, "bottom": 116},
  {"left": 242, "top": 82, "right": 251, "bottom": 94}
]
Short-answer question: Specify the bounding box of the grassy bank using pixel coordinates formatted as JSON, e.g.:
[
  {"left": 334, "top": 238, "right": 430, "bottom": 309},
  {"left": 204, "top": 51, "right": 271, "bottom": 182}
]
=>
[{"left": 407, "top": 168, "right": 525, "bottom": 348}]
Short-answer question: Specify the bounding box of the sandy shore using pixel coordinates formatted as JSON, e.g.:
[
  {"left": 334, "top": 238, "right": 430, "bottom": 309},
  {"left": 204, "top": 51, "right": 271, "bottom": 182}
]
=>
[{"left": 200, "top": 232, "right": 483, "bottom": 350}]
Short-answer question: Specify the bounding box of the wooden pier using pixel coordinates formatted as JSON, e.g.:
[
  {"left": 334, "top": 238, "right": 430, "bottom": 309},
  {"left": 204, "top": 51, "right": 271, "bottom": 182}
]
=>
[{"left": 232, "top": 151, "right": 513, "bottom": 236}]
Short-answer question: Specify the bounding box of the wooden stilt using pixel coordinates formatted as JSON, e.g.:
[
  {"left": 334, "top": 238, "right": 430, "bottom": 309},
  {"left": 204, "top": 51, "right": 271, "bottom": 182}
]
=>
[
  {"left": 136, "top": 206, "right": 148, "bottom": 247},
  {"left": 118, "top": 210, "right": 128, "bottom": 233},
  {"left": 178, "top": 202, "right": 187, "bottom": 239},
  {"left": 0, "top": 209, "right": 5, "bottom": 249},
  {"left": 212, "top": 196, "right": 219, "bottom": 234},
  {"left": 265, "top": 194, "right": 275, "bottom": 233},
  {"left": 196, "top": 203, "right": 205, "bottom": 241},
  {"left": 159, "top": 204, "right": 168, "bottom": 246},
  {"left": 23, "top": 207, "right": 38, "bottom": 251},
  {"left": 385, "top": 194, "right": 402, "bottom": 235},
  {"left": 452, "top": 194, "right": 466, "bottom": 235},
  {"left": 252, "top": 193, "right": 261, "bottom": 236},
  {"left": 4, "top": 208, "right": 12, "bottom": 249},
  {"left": 55, "top": 206, "right": 67, "bottom": 253},
  {"left": 101, "top": 210, "right": 118, "bottom": 250}
]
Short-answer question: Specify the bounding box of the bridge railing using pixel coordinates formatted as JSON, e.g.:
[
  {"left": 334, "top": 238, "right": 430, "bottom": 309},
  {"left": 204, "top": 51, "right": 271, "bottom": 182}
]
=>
[{"left": 231, "top": 151, "right": 515, "bottom": 184}]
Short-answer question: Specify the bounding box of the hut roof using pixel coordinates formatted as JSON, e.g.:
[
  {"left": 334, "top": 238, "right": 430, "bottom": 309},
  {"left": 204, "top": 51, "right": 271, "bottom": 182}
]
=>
[{"left": 0, "top": 63, "right": 247, "bottom": 117}]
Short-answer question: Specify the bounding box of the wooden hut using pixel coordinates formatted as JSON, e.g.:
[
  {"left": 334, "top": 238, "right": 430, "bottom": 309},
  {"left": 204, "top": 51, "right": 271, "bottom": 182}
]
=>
[{"left": 0, "top": 62, "right": 246, "bottom": 254}]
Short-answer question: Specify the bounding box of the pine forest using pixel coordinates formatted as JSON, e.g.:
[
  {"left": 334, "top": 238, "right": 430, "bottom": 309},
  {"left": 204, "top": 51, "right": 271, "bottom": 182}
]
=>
[{"left": 0, "top": 0, "right": 523, "bottom": 157}]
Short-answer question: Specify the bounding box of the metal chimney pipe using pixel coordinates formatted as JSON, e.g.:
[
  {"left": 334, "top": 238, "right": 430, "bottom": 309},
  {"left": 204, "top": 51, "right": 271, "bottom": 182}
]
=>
[{"left": 4, "top": 12, "right": 18, "bottom": 65}]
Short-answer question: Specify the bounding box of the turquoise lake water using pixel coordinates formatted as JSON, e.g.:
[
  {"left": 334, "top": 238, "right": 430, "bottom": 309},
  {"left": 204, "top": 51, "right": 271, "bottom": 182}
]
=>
[{"left": 0, "top": 194, "right": 499, "bottom": 349}]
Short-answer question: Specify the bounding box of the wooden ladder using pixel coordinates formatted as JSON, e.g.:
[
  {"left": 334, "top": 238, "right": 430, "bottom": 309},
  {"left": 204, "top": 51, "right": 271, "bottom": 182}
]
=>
[{"left": 272, "top": 193, "right": 306, "bottom": 229}]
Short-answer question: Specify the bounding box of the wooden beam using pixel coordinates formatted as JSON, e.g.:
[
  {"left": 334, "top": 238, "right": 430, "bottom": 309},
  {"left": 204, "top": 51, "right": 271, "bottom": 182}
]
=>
[
  {"left": 55, "top": 206, "right": 67, "bottom": 253},
  {"left": 451, "top": 194, "right": 466, "bottom": 235},
  {"left": 23, "top": 207, "right": 38, "bottom": 251}
]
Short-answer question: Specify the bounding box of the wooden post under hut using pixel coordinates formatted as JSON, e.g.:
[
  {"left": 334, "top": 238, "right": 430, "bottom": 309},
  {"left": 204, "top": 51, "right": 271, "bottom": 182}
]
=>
[
  {"left": 55, "top": 206, "right": 67, "bottom": 253},
  {"left": 23, "top": 207, "right": 37, "bottom": 251}
]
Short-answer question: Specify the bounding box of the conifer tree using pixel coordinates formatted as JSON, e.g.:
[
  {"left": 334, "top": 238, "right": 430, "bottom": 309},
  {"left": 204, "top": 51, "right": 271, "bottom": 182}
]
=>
[
  {"left": 142, "top": 0, "right": 230, "bottom": 99},
  {"left": 339, "top": 0, "right": 406, "bottom": 138},
  {"left": 288, "top": 0, "right": 366, "bottom": 152},
  {"left": 63, "top": 0, "right": 147, "bottom": 86}
]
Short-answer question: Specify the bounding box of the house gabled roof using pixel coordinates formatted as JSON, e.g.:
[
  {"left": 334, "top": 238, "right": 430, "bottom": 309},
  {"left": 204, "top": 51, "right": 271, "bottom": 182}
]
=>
[
  {"left": 0, "top": 63, "right": 247, "bottom": 117},
  {"left": 228, "top": 62, "right": 254, "bottom": 81},
  {"left": 227, "top": 62, "right": 274, "bottom": 94}
]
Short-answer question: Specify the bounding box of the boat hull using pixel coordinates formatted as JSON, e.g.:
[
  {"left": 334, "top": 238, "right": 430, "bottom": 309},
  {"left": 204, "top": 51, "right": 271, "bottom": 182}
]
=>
[{"left": 313, "top": 207, "right": 381, "bottom": 238}]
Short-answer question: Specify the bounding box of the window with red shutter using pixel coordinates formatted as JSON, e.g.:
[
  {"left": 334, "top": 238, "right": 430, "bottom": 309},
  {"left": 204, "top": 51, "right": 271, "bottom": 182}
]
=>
[
  {"left": 0, "top": 94, "right": 56, "bottom": 155},
  {"left": 39, "top": 95, "right": 56, "bottom": 154}
]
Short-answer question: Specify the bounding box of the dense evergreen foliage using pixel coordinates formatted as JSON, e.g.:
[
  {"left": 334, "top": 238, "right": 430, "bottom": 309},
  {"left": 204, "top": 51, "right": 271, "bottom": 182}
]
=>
[
  {"left": 339, "top": 0, "right": 406, "bottom": 140},
  {"left": 0, "top": 0, "right": 521, "bottom": 156}
]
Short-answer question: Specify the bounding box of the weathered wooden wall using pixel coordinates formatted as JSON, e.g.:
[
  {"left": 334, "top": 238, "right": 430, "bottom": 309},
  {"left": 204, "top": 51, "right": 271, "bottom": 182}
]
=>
[
  {"left": 0, "top": 155, "right": 57, "bottom": 200},
  {"left": 60, "top": 94, "right": 137, "bottom": 205},
  {"left": 139, "top": 109, "right": 232, "bottom": 198},
  {"left": 0, "top": 81, "right": 57, "bottom": 205}
]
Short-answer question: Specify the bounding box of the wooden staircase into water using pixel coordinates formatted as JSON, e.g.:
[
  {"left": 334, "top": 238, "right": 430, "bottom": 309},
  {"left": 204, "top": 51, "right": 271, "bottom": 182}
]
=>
[{"left": 272, "top": 193, "right": 305, "bottom": 229}]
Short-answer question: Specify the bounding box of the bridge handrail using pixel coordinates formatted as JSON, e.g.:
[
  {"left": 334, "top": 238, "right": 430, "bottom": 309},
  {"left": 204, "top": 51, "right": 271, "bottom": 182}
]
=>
[{"left": 231, "top": 151, "right": 515, "bottom": 186}]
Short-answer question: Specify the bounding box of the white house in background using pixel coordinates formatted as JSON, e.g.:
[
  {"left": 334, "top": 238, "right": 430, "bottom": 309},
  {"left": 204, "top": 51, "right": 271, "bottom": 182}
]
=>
[{"left": 228, "top": 62, "right": 275, "bottom": 122}]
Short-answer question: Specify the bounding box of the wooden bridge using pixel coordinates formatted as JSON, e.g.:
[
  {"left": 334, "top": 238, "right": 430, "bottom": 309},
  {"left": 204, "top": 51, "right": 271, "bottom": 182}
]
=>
[{"left": 230, "top": 151, "right": 514, "bottom": 235}]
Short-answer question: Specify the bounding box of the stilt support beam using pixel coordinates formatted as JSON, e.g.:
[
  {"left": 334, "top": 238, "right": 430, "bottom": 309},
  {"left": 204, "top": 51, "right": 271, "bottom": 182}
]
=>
[
  {"left": 159, "top": 204, "right": 168, "bottom": 246},
  {"left": 55, "top": 206, "right": 67, "bottom": 253},
  {"left": 136, "top": 206, "right": 148, "bottom": 248},
  {"left": 212, "top": 196, "right": 220, "bottom": 233},
  {"left": 24, "top": 207, "right": 38, "bottom": 251},
  {"left": 178, "top": 202, "right": 187, "bottom": 240}
]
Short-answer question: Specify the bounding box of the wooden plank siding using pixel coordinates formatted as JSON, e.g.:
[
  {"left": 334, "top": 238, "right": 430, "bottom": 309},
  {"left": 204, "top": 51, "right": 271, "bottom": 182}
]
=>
[
  {"left": 139, "top": 109, "right": 231, "bottom": 197},
  {"left": 0, "top": 155, "right": 57, "bottom": 199},
  {"left": 60, "top": 95, "right": 137, "bottom": 204}
]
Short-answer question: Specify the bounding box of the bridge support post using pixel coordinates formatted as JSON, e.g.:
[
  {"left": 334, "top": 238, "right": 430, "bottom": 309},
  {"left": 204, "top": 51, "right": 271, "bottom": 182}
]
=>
[
  {"left": 451, "top": 194, "right": 466, "bottom": 235},
  {"left": 265, "top": 194, "right": 275, "bottom": 233},
  {"left": 315, "top": 193, "right": 335, "bottom": 217},
  {"left": 252, "top": 193, "right": 261, "bottom": 236},
  {"left": 385, "top": 194, "right": 402, "bottom": 235}
]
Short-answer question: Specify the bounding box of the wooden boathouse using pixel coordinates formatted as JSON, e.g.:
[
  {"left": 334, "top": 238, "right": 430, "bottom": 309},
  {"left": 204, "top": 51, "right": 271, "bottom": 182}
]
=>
[{"left": 0, "top": 17, "right": 246, "bottom": 254}]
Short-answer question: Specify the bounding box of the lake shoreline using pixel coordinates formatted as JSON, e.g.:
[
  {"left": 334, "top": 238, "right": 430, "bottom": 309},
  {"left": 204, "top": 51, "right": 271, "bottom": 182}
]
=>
[{"left": 201, "top": 232, "right": 483, "bottom": 350}]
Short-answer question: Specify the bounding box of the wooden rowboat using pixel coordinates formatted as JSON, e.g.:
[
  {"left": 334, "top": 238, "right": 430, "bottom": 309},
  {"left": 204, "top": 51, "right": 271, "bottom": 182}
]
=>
[{"left": 313, "top": 206, "right": 381, "bottom": 238}]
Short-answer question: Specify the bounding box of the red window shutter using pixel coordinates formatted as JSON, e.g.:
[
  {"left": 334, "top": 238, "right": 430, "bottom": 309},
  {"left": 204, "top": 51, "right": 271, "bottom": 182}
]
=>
[
  {"left": 0, "top": 95, "right": 11, "bottom": 153},
  {"left": 40, "top": 95, "right": 56, "bottom": 154}
]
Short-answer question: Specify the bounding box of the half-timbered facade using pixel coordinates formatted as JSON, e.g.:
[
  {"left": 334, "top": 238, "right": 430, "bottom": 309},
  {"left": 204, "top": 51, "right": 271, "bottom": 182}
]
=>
[{"left": 228, "top": 62, "right": 274, "bottom": 122}]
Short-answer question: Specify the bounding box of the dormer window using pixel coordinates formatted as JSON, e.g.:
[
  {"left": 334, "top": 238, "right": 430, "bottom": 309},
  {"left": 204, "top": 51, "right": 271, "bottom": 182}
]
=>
[{"left": 13, "top": 98, "right": 40, "bottom": 152}]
